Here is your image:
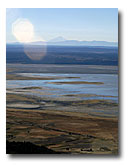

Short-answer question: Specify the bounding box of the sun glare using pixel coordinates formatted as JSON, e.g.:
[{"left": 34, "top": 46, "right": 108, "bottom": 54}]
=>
[
  {"left": 12, "top": 18, "right": 34, "bottom": 43},
  {"left": 12, "top": 18, "right": 47, "bottom": 60}
]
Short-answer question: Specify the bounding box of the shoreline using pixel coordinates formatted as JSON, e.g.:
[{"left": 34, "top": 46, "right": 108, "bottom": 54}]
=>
[{"left": 7, "top": 64, "right": 118, "bottom": 74}]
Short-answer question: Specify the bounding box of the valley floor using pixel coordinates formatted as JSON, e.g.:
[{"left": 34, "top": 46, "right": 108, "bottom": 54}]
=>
[{"left": 6, "top": 64, "right": 118, "bottom": 154}]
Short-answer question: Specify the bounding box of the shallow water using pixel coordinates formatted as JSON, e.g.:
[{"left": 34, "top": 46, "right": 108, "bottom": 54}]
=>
[{"left": 7, "top": 73, "right": 118, "bottom": 102}]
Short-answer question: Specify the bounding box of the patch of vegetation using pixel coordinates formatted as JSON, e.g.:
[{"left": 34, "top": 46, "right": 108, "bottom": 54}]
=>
[
  {"left": 50, "top": 81, "right": 104, "bottom": 85},
  {"left": 6, "top": 141, "right": 67, "bottom": 154}
]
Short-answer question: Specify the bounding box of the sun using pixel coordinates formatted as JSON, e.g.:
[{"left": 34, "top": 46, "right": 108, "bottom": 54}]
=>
[{"left": 12, "top": 18, "right": 34, "bottom": 43}]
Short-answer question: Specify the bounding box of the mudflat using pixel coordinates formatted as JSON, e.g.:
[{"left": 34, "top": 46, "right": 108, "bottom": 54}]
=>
[{"left": 7, "top": 64, "right": 118, "bottom": 74}]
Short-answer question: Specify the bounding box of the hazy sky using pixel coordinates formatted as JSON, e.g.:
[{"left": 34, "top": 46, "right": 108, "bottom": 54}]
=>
[{"left": 6, "top": 8, "right": 118, "bottom": 43}]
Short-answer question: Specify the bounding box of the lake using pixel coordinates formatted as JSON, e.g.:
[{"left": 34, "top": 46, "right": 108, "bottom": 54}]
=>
[{"left": 7, "top": 73, "right": 118, "bottom": 103}]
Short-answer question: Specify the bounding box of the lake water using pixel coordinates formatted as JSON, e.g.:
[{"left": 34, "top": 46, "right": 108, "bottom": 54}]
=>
[{"left": 7, "top": 73, "right": 118, "bottom": 102}]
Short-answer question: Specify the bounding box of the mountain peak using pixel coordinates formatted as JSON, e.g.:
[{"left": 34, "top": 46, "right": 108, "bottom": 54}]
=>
[{"left": 48, "top": 36, "right": 66, "bottom": 42}]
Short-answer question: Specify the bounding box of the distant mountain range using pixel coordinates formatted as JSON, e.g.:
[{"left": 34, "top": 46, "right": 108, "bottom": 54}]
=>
[{"left": 7, "top": 36, "right": 118, "bottom": 47}]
